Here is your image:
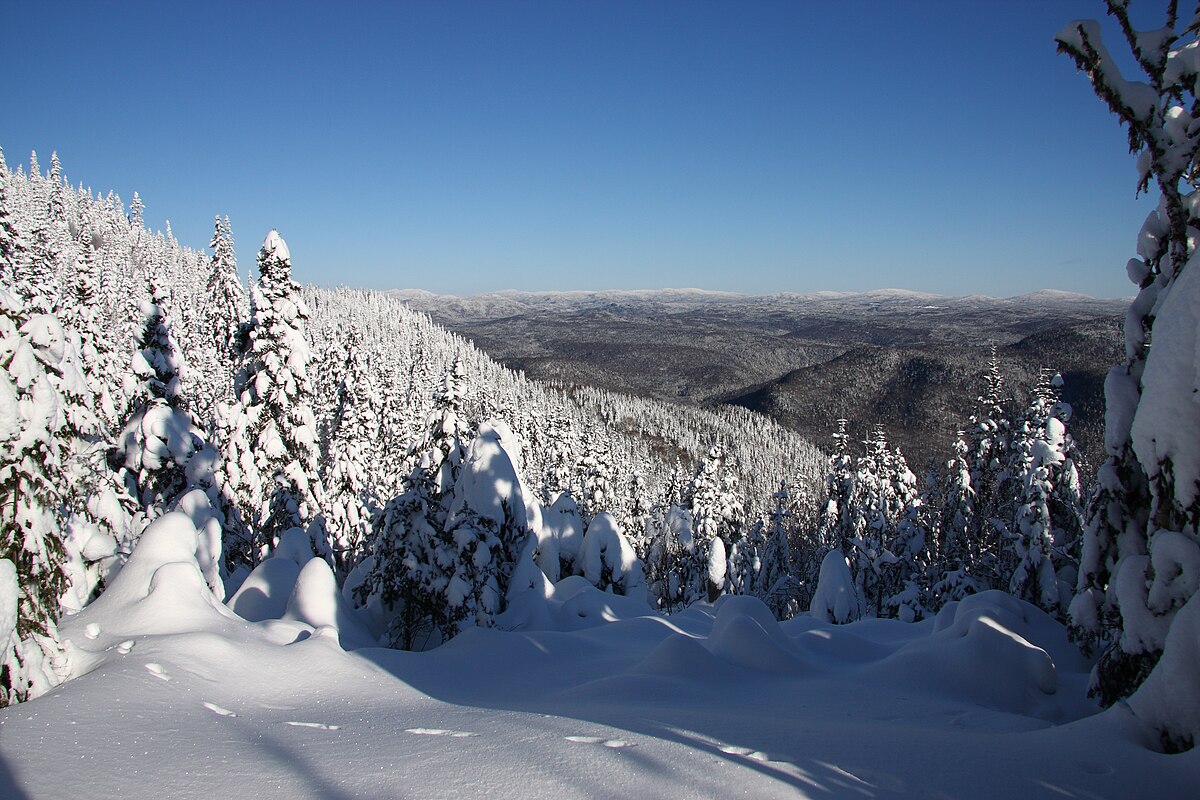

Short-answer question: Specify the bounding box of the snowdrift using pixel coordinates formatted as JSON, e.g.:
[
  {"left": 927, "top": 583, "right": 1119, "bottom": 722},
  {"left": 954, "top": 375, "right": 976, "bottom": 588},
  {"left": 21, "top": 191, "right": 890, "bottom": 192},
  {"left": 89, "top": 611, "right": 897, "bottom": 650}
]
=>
[{"left": 1, "top": 513, "right": 1195, "bottom": 798}]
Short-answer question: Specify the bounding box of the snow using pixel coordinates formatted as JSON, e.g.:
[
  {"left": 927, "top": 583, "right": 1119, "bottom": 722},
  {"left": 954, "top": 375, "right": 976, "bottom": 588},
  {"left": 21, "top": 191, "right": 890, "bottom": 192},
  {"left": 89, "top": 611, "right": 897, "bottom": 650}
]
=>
[
  {"left": 261, "top": 228, "right": 290, "bottom": 262},
  {"left": 55, "top": 539, "right": 1166, "bottom": 798},
  {"left": 228, "top": 556, "right": 302, "bottom": 622},
  {"left": 1129, "top": 587, "right": 1200, "bottom": 748},
  {"left": 1132, "top": 249, "right": 1200, "bottom": 508},
  {"left": 3, "top": 540, "right": 1196, "bottom": 798},
  {"left": 446, "top": 421, "right": 528, "bottom": 531},
  {"left": 809, "top": 549, "right": 862, "bottom": 624}
]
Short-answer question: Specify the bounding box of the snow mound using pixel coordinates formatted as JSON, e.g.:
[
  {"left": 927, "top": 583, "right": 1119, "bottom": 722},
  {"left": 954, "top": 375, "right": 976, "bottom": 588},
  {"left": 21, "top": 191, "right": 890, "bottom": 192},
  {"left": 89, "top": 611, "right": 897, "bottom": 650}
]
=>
[
  {"left": 228, "top": 557, "right": 302, "bottom": 623},
  {"left": 171, "top": 489, "right": 225, "bottom": 598},
  {"left": 281, "top": 557, "right": 377, "bottom": 649},
  {"left": 809, "top": 549, "right": 861, "bottom": 623},
  {"left": 499, "top": 575, "right": 654, "bottom": 633},
  {"left": 631, "top": 631, "right": 740, "bottom": 682},
  {"left": 789, "top": 622, "right": 894, "bottom": 665},
  {"left": 706, "top": 595, "right": 808, "bottom": 673},
  {"left": 273, "top": 527, "right": 315, "bottom": 564},
  {"left": 63, "top": 513, "right": 237, "bottom": 644},
  {"left": 865, "top": 592, "right": 1064, "bottom": 716}
]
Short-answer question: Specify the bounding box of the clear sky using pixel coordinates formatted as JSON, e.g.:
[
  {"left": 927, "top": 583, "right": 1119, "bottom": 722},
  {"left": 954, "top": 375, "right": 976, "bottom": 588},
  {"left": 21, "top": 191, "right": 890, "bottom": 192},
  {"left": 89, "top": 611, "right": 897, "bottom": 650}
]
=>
[{"left": 0, "top": 1, "right": 1163, "bottom": 297}]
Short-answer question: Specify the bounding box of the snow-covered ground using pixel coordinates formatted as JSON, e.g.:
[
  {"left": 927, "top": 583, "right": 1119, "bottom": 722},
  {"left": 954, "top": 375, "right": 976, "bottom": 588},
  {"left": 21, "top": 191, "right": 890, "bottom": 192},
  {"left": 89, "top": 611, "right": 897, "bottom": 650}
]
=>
[{"left": 1, "top": 515, "right": 1195, "bottom": 799}]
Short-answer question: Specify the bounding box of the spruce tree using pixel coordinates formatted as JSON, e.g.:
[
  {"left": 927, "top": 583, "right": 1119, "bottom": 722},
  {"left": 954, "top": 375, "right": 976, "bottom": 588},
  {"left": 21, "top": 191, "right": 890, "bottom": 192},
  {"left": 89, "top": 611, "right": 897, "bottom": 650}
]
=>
[
  {"left": 964, "top": 351, "right": 1013, "bottom": 590},
  {"left": 1007, "top": 371, "right": 1084, "bottom": 616},
  {"left": 1059, "top": 7, "right": 1200, "bottom": 741},
  {"left": 933, "top": 431, "right": 982, "bottom": 604},
  {"left": 112, "top": 283, "right": 216, "bottom": 521},
  {"left": 0, "top": 148, "right": 27, "bottom": 287},
  {"left": 198, "top": 215, "right": 245, "bottom": 416},
  {"left": 0, "top": 289, "right": 73, "bottom": 705},
  {"left": 325, "top": 337, "right": 381, "bottom": 578},
  {"left": 357, "top": 360, "right": 471, "bottom": 648},
  {"left": 757, "top": 481, "right": 802, "bottom": 620},
  {"left": 219, "top": 230, "right": 328, "bottom": 567}
]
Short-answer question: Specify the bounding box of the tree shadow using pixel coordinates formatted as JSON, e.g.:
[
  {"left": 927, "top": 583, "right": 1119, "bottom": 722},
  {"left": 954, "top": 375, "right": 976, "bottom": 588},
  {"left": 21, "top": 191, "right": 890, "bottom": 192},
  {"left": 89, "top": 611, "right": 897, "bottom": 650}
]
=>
[{"left": 0, "top": 752, "right": 31, "bottom": 800}]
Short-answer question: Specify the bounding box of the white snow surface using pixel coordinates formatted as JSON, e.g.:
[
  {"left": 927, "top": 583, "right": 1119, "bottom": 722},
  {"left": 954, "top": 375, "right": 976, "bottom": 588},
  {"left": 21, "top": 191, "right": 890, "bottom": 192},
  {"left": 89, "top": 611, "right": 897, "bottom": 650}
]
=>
[
  {"left": 1132, "top": 249, "right": 1200, "bottom": 508},
  {"left": 261, "top": 228, "right": 290, "bottom": 262},
  {"left": 1, "top": 516, "right": 1196, "bottom": 798}
]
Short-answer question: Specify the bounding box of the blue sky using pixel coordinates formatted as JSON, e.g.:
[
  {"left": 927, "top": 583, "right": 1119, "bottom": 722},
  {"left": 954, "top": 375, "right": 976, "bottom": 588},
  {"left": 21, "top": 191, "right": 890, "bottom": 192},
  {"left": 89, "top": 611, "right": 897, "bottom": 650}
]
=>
[{"left": 0, "top": 1, "right": 1160, "bottom": 297}]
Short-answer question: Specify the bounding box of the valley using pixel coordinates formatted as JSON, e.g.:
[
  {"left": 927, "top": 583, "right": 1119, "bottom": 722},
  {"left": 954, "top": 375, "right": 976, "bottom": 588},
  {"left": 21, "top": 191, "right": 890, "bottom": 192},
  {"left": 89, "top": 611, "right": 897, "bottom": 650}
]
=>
[{"left": 393, "top": 288, "right": 1127, "bottom": 469}]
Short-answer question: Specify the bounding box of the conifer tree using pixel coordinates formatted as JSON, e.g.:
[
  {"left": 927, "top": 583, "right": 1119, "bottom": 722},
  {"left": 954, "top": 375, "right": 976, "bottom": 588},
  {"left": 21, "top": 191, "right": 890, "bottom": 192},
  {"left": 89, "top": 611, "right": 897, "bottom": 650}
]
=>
[
  {"left": 442, "top": 421, "right": 535, "bottom": 630},
  {"left": 357, "top": 360, "right": 472, "bottom": 648},
  {"left": 0, "top": 148, "right": 27, "bottom": 287},
  {"left": 197, "top": 215, "right": 245, "bottom": 417},
  {"left": 964, "top": 351, "right": 1013, "bottom": 590},
  {"left": 0, "top": 289, "right": 74, "bottom": 705},
  {"left": 933, "top": 431, "right": 982, "bottom": 604},
  {"left": 1007, "top": 371, "right": 1084, "bottom": 616},
  {"left": 128, "top": 192, "right": 144, "bottom": 229},
  {"left": 758, "top": 482, "right": 801, "bottom": 619},
  {"left": 325, "top": 337, "right": 381, "bottom": 578},
  {"left": 112, "top": 283, "right": 213, "bottom": 519},
  {"left": 219, "top": 230, "right": 328, "bottom": 567},
  {"left": 1058, "top": 5, "right": 1200, "bottom": 732},
  {"left": 684, "top": 445, "right": 744, "bottom": 602}
]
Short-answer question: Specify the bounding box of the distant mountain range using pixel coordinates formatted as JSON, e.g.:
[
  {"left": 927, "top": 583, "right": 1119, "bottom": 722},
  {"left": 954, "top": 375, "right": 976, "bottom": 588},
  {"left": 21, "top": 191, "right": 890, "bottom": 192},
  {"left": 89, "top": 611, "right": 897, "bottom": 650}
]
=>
[{"left": 391, "top": 288, "right": 1128, "bottom": 472}]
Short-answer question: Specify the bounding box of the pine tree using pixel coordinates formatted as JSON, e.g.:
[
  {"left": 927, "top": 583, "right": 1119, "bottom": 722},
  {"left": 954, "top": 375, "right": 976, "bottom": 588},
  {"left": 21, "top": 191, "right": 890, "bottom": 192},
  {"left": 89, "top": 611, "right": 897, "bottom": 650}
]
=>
[
  {"left": 1007, "top": 371, "right": 1084, "bottom": 616},
  {"left": 442, "top": 422, "right": 535, "bottom": 631},
  {"left": 0, "top": 148, "right": 28, "bottom": 287},
  {"left": 758, "top": 482, "right": 801, "bottom": 620},
  {"left": 219, "top": 230, "right": 328, "bottom": 567},
  {"left": 128, "top": 192, "right": 144, "bottom": 229},
  {"left": 933, "top": 431, "right": 982, "bottom": 604},
  {"left": 683, "top": 445, "right": 744, "bottom": 602},
  {"left": 964, "top": 350, "right": 1013, "bottom": 590},
  {"left": 324, "top": 336, "right": 381, "bottom": 578},
  {"left": 1058, "top": 6, "right": 1200, "bottom": 734},
  {"left": 197, "top": 215, "right": 245, "bottom": 417},
  {"left": 357, "top": 360, "right": 472, "bottom": 648},
  {"left": 46, "top": 153, "right": 65, "bottom": 223},
  {"left": 112, "top": 283, "right": 214, "bottom": 520},
  {"left": 0, "top": 289, "right": 74, "bottom": 705},
  {"left": 882, "top": 444, "right": 930, "bottom": 622}
]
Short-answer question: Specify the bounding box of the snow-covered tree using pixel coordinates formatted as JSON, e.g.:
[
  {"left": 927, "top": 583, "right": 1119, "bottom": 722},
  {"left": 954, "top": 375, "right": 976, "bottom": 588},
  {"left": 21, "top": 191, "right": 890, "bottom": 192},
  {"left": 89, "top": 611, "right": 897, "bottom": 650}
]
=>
[
  {"left": 817, "top": 420, "right": 858, "bottom": 554},
  {"left": 1007, "top": 371, "right": 1084, "bottom": 617},
  {"left": 112, "top": 285, "right": 216, "bottom": 522},
  {"left": 1058, "top": 7, "right": 1200, "bottom": 730},
  {"left": 683, "top": 445, "right": 745, "bottom": 602},
  {"left": 644, "top": 502, "right": 692, "bottom": 613},
  {"left": 579, "top": 512, "right": 645, "bottom": 596},
  {"left": 196, "top": 215, "right": 245, "bottom": 417},
  {"left": 0, "top": 289, "right": 74, "bottom": 705},
  {"left": 441, "top": 421, "right": 536, "bottom": 631},
  {"left": 0, "top": 149, "right": 27, "bottom": 287},
  {"left": 324, "top": 338, "right": 381, "bottom": 578},
  {"left": 218, "top": 230, "right": 328, "bottom": 568},
  {"left": 932, "top": 431, "right": 983, "bottom": 604},
  {"left": 963, "top": 351, "right": 1014, "bottom": 590},
  {"left": 356, "top": 360, "right": 472, "bottom": 648}
]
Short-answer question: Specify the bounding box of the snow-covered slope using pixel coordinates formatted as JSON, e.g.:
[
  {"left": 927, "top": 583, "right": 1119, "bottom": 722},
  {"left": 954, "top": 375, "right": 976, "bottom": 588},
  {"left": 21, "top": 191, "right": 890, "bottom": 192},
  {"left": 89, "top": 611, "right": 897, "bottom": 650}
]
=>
[{"left": 1, "top": 515, "right": 1195, "bottom": 799}]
